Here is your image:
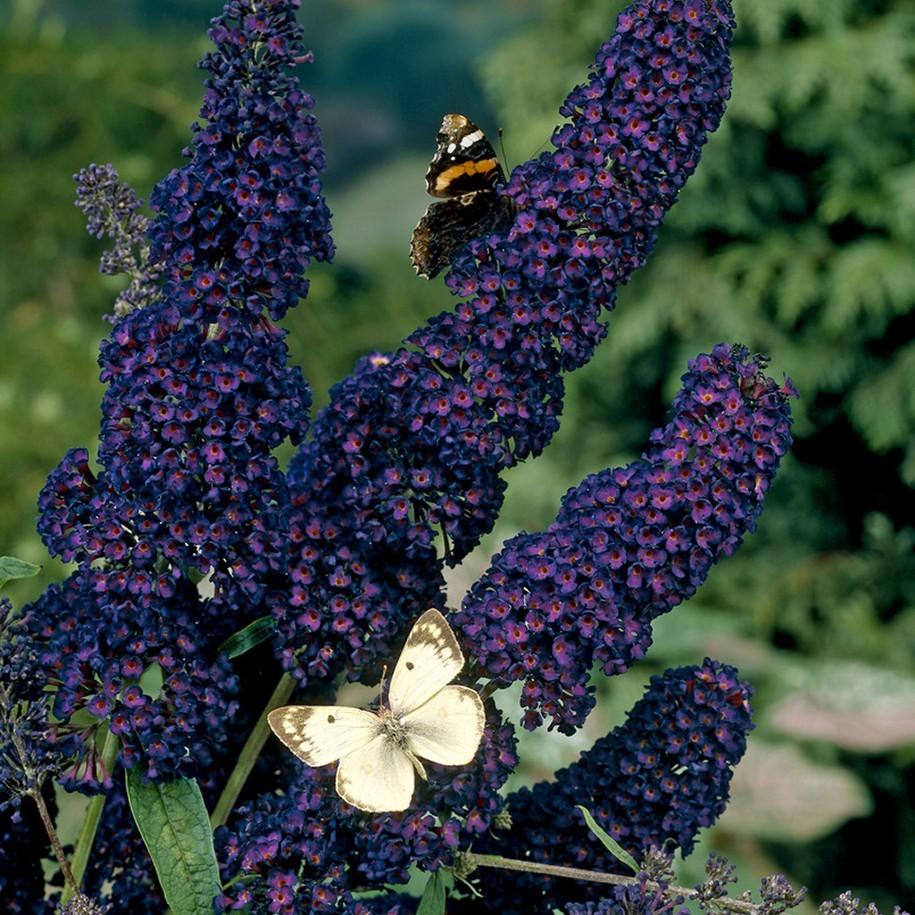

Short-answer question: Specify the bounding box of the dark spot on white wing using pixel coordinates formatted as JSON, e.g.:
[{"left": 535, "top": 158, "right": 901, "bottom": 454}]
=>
[
  {"left": 327, "top": 714, "right": 335, "bottom": 723},
  {"left": 406, "top": 662, "right": 414, "bottom": 670},
  {"left": 404, "top": 610, "right": 464, "bottom": 667}
]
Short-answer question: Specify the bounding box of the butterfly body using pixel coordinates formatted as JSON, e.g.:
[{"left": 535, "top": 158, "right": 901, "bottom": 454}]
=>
[
  {"left": 410, "top": 114, "right": 515, "bottom": 279},
  {"left": 268, "top": 609, "right": 484, "bottom": 813}
]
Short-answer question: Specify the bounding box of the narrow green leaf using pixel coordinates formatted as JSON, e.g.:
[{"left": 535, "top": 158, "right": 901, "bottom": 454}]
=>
[
  {"left": 416, "top": 871, "right": 446, "bottom": 915},
  {"left": 0, "top": 556, "right": 41, "bottom": 589},
  {"left": 125, "top": 770, "right": 221, "bottom": 915},
  {"left": 218, "top": 615, "right": 276, "bottom": 660},
  {"left": 575, "top": 805, "right": 640, "bottom": 874}
]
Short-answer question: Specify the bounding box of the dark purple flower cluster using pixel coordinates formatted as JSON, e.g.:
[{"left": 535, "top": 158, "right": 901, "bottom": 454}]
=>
[
  {"left": 74, "top": 162, "right": 161, "bottom": 319},
  {"left": 442, "top": 0, "right": 735, "bottom": 367},
  {"left": 38, "top": 303, "right": 311, "bottom": 622},
  {"left": 455, "top": 344, "right": 795, "bottom": 732},
  {"left": 149, "top": 0, "right": 333, "bottom": 322},
  {"left": 33, "top": 0, "right": 333, "bottom": 787},
  {"left": 20, "top": 573, "right": 238, "bottom": 786},
  {"left": 0, "top": 601, "right": 63, "bottom": 800},
  {"left": 215, "top": 765, "right": 355, "bottom": 913},
  {"left": 0, "top": 786, "right": 56, "bottom": 915},
  {"left": 273, "top": 0, "right": 735, "bottom": 692},
  {"left": 44, "top": 303, "right": 308, "bottom": 619},
  {"left": 471, "top": 660, "right": 753, "bottom": 914},
  {"left": 216, "top": 703, "right": 516, "bottom": 911}
]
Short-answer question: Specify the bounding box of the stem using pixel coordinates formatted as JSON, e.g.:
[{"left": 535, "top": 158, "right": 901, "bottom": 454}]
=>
[
  {"left": 7, "top": 717, "right": 78, "bottom": 895},
  {"left": 64, "top": 729, "right": 120, "bottom": 903},
  {"left": 469, "top": 852, "right": 641, "bottom": 887},
  {"left": 209, "top": 672, "right": 295, "bottom": 830},
  {"left": 466, "top": 853, "right": 762, "bottom": 915},
  {"left": 28, "top": 785, "right": 78, "bottom": 894},
  {"left": 11, "top": 727, "right": 78, "bottom": 893}
]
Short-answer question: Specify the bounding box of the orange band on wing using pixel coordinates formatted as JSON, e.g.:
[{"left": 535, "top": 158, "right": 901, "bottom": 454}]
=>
[{"left": 434, "top": 157, "right": 499, "bottom": 193}]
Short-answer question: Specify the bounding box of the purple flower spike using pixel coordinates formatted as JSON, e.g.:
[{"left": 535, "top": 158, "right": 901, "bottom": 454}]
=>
[
  {"left": 20, "top": 574, "right": 238, "bottom": 788},
  {"left": 455, "top": 345, "right": 795, "bottom": 733},
  {"left": 35, "top": 9, "right": 334, "bottom": 777},
  {"left": 149, "top": 0, "right": 333, "bottom": 321},
  {"left": 38, "top": 309, "right": 311, "bottom": 621},
  {"left": 472, "top": 660, "right": 754, "bottom": 914},
  {"left": 74, "top": 163, "right": 162, "bottom": 319},
  {"left": 442, "top": 0, "right": 736, "bottom": 371},
  {"left": 274, "top": 0, "right": 735, "bottom": 690}
]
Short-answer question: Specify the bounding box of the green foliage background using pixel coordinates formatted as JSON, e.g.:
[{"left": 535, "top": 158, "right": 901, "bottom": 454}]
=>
[{"left": 0, "top": 0, "right": 913, "bottom": 909}]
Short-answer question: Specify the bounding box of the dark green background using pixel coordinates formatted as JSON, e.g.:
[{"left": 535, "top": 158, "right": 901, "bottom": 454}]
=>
[{"left": 1, "top": 0, "right": 913, "bottom": 908}]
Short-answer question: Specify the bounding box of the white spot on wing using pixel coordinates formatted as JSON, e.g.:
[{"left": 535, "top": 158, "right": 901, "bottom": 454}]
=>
[{"left": 460, "top": 129, "right": 484, "bottom": 148}]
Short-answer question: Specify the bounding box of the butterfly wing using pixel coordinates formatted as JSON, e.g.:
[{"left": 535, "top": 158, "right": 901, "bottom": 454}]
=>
[
  {"left": 267, "top": 706, "right": 382, "bottom": 768},
  {"left": 409, "top": 192, "right": 514, "bottom": 279},
  {"left": 402, "top": 684, "right": 485, "bottom": 766},
  {"left": 388, "top": 608, "right": 465, "bottom": 716},
  {"left": 425, "top": 113, "right": 503, "bottom": 198},
  {"left": 335, "top": 733, "right": 416, "bottom": 813}
]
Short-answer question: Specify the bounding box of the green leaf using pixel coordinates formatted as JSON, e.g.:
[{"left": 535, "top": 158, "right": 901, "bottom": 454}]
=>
[
  {"left": 416, "top": 871, "right": 446, "bottom": 915},
  {"left": 218, "top": 615, "right": 276, "bottom": 660},
  {"left": 575, "top": 805, "right": 639, "bottom": 874},
  {"left": 125, "top": 770, "right": 221, "bottom": 915},
  {"left": 0, "top": 556, "right": 41, "bottom": 589},
  {"left": 138, "top": 662, "right": 165, "bottom": 701}
]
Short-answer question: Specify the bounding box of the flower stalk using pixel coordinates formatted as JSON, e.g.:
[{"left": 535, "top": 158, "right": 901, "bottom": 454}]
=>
[
  {"left": 64, "top": 729, "right": 120, "bottom": 903},
  {"left": 210, "top": 673, "right": 296, "bottom": 830},
  {"left": 465, "top": 853, "right": 766, "bottom": 915},
  {"left": 8, "top": 723, "right": 78, "bottom": 896}
]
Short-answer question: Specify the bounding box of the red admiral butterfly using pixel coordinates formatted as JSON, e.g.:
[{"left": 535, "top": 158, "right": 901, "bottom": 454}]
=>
[{"left": 410, "top": 114, "right": 515, "bottom": 279}]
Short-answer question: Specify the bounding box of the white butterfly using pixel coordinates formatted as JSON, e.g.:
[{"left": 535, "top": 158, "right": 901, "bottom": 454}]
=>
[{"left": 267, "top": 608, "right": 485, "bottom": 813}]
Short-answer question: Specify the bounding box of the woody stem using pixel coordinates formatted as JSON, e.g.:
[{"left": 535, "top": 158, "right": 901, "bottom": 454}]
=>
[
  {"left": 209, "top": 672, "right": 296, "bottom": 830},
  {"left": 465, "top": 853, "right": 763, "bottom": 915}
]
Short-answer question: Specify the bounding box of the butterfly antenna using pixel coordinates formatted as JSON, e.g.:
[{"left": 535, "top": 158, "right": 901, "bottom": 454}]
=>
[
  {"left": 497, "top": 126, "right": 510, "bottom": 175},
  {"left": 525, "top": 134, "right": 551, "bottom": 163}
]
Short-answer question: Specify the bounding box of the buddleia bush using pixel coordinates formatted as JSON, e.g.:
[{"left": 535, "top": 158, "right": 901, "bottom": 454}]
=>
[{"left": 0, "top": 1, "right": 909, "bottom": 913}]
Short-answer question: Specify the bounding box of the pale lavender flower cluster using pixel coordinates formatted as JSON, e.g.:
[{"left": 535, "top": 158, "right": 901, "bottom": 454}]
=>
[{"left": 74, "top": 162, "right": 162, "bottom": 318}]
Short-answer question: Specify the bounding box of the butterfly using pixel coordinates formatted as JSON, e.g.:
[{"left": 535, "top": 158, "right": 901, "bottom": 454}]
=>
[
  {"left": 267, "top": 608, "right": 485, "bottom": 813},
  {"left": 410, "top": 113, "right": 515, "bottom": 279}
]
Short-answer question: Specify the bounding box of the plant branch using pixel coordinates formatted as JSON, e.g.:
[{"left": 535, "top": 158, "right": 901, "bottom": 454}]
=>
[
  {"left": 209, "top": 672, "right": 296, "bottom": 830},
  {"left": 465, "top": 853, "right": 763, "bottom": 915},
  {"left": 28, "top": 784, "right": 78, "bottom": 894},
  {"left": 8, "top": 722, "right": 78, "bottom": 896},
  {"left": 64, "top": 728, "right": 120, "bottom": 903}
]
